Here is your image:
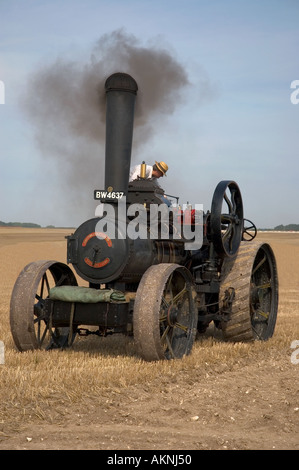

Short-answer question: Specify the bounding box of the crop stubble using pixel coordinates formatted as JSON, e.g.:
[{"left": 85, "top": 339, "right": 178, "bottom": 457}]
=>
[{"left": 0, "top": 228, "right": 298, "bottom": 450}]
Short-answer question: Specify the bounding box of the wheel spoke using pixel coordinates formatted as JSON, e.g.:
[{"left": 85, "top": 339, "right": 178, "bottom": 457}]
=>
[
  {"left": 257, "top": 309, "right": 269, "bottom": 320},
  {"left": 165, "top": 334, "right": 175, "bottom": 359},
  {"left": 255, "top": 282, "right": 271, "bottom": 289},
  {"left": 35, "top": 293, "right": 43, "bottom": 303},
  {"left": 44, "top": 274, "right": 50, "bottom": 295},
  {"left": 222, "top": 222, "right": 232, "bottom": 241},
  {"left": 252, "top": 306, "right": 270, "bottom": 329},
  {"left": 172, "top": 285, "right": 188, "bottom": 304},
  {"left": 252, "top": 255, "right": 266, "bottom": 275},
  {"left": 34, "top": 313, "right": 47, "bottom": 323},
  {"left": 40, "top": 273, "right": 50, "bottom": 298},
  {"left": 56, "top": 273, "right": 69, "bottom": 287},
  {"left": 222, "top": 222, "right": 236, "bottom": 253},
  {"left": 159, "top": 314, "right": 167, "bottom": 323},
  {"left": 224, "top": 191, "right": 233, "bottom": 214},
  {"left": 174, "top": 322, "right": 189, "bottom": 333},
  {"left": 38, "top": 323, "right": 49, "bottom": 346},
  {"left": 231, "top": 189, "right": 237, "bottom": 214},
  {"left": 161, "top": 324, "right": 170, "bottom": 341},
  {"left": 40, "top": 275, "right": 45, "bottom": 299},
  {"left": 167, "top": 273, "right": 174, "bottom": 294},
  {"left": 251, "top": 324, "right": 264, "bottom": 340},
  {"left": 221, "top": 213, "right": 235, "bottom": 223}
]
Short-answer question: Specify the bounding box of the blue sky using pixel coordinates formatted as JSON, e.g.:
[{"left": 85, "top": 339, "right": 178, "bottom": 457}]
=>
[{"left": 1, "top": 0, "right": 299, "bottom": 228}]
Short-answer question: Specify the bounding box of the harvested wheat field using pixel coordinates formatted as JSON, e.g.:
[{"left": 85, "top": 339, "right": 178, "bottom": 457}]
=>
[{"left": 0, "top": 227, "right": 298, "bottom": 450}]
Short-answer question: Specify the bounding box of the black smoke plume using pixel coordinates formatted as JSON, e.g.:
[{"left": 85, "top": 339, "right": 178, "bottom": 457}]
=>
[{"left": 22, "top": 30, "right": 190, "bottom": 226}]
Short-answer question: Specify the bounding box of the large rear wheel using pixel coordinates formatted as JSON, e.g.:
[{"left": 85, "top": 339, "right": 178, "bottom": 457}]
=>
[
  {"left": 133, "top": 263, "right": 198, "bottom": 361},
  {"left": 219, "top": 242, "right": 278, "bottom": 341}
]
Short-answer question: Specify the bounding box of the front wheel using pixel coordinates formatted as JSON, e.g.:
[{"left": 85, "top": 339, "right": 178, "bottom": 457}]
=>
[{"left": 10, "top": 260, "right": 78, "bottom": 351}]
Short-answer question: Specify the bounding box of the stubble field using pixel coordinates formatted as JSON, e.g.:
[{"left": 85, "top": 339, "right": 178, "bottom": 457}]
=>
[{"left": 0, "top": 227, "right": 298, "bottom": 450}]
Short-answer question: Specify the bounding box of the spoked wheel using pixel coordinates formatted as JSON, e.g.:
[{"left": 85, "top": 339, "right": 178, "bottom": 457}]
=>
[
  {"left": 219, "top": 241, "right": 279, "bottom": 341},
  {"left": 242, "top": 218, "right": 257, "bottom": 241},
  {"left": 210, "top": 180, "right": 243, "bottom": 258},
  {"left": 133, "top": 263, "right": 198, "bottom": 361},
  {"left": 10, "top": 260, "right": 78, "bottom": 351}
]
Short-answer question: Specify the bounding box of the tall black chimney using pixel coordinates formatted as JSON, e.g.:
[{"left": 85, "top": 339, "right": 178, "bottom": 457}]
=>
[{"left": 104, "top": 73, "right": 138, "bottom": 195}]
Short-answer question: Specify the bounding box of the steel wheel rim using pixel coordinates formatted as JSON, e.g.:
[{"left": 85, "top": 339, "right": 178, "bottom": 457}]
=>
[
  {"left": 250, "top": 244, "right": 278, "bottom": 340},
  {"left": 10, "top": 260, "right": 78, "bottom": 351},
  {"left": 133, "top": 263, "right": 198, "bottom": 361},
  {"left": 210, "top": 180, "right": 243, "bottom": 258},
  {"left": 159, "top": 268, "right": 197, "bottom": 359}
]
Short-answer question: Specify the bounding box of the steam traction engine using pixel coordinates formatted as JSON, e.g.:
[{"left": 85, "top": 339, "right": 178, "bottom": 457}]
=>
[{"left": 10, "top": 73, "right": 279, "bottom": 361}]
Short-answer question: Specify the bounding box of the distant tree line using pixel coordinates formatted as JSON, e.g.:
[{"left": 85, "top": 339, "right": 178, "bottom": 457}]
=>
[
  {"left": 0, "top": 221, "right": 74, "bottom": 229},
  {"left": 0, "top": 221, "right": 41, "bottom": 228},
  {"left": 273, "top": 224, "right": 299, "bottom": 231}
]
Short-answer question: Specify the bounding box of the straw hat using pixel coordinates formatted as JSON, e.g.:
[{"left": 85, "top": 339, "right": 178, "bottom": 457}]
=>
[{"left": 155, "top": 161, "right": 168, "bottom": 176}]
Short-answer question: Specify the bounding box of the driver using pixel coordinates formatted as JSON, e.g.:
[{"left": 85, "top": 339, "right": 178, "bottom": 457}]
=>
[{"left": 129, "top": 161, "right": 168, "bottom": 182}]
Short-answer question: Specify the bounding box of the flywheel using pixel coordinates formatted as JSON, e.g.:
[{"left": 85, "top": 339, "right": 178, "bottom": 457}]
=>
[{"left": 210, "top": 180, "right": 243, "bottom": 258}]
